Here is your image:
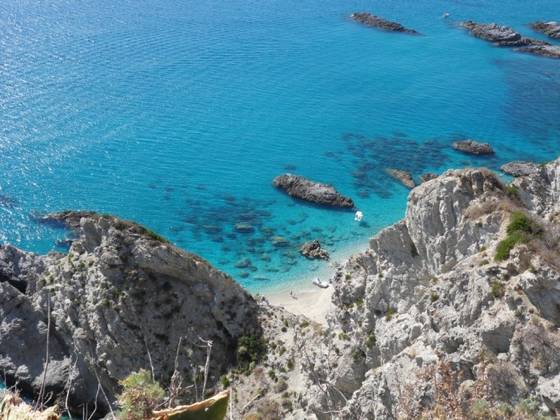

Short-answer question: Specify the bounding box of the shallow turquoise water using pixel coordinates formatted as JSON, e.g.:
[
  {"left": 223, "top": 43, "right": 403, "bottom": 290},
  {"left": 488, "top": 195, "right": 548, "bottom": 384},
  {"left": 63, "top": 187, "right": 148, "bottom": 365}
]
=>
[{"left": 0, "top": 0, "right": 559, "bottom": 291}]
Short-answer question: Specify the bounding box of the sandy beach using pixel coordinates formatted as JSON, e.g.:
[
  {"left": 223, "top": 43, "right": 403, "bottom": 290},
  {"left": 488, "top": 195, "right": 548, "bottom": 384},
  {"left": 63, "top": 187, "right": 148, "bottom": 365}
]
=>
[{"left": 266, "top": 284, "right": 334, "bottom": 325}]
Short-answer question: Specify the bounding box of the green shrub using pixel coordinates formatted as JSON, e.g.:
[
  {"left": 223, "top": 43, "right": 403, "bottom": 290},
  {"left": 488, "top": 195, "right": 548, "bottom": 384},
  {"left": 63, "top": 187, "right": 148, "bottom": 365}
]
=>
[
  {"left": 116, "top": 369, "right": 165, "bottom": 420},
  {"left": 491, "top": 280, "right": 505, "bottom": 299},
  {"left": 220, "top": 374, "right": 230, "bottom": 388},
  {"left": 385, "top": 307, "right": 396, "bottom": 321},
  {"left": 505, "top": 184, "right": 520, "bottom": 201},
  {"left": 430, "top": 292, "right": 439, "bottom": 302},
  {"left": 366, "top": 332, "right": 376, "bottom": 348},
  {"left": 495, "top": 211, "right": 541, "bottom": 262},
  {"left": 507, "top": 211, "right": 540, "bottom": 236},
  {"left": 236, "top": 335, "right": 267, "bottom": 371}
]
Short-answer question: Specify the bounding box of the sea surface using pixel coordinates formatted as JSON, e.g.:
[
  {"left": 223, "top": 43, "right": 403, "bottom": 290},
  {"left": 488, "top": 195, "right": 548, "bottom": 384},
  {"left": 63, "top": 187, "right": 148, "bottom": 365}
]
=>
[{"left": 1, "top": 0, "right": 559, "bottom": 292}]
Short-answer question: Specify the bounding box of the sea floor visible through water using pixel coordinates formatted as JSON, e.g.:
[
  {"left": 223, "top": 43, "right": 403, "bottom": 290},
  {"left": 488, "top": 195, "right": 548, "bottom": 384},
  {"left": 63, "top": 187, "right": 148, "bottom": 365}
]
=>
[{"left": 1, "top": 0, "right": 559, "bottom": 292}]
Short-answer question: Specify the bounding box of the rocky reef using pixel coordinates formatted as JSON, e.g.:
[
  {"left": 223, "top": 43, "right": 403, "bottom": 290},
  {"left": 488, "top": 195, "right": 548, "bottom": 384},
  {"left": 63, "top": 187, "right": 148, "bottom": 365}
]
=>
[
  {"left": 452, "top": 139, "right": 494, "bottom": 155},
  {"left": 0, "top": 212, "right": 261, "bottom": 416},
  {"left": 351, "top": 12, "right": 419, "bottom": 35},
  {"left": 531, "top": 21, "right": 560, "bottom": 39},
  {"left": 462, "top": 21, "right": 560, "bottom": 58},
  {"left": 273, "top": 174, "right": 355, "bottom": 209}
]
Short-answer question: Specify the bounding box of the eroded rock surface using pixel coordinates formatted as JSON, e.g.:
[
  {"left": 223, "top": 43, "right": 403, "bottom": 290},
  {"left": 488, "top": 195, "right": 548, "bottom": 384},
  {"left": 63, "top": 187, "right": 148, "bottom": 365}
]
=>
[{"left": 273, "top": 174, "right": 355, "bottom": 209}]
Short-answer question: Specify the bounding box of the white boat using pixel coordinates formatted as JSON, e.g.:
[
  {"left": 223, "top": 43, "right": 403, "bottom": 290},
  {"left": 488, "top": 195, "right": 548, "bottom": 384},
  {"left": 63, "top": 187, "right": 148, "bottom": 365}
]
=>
[
  {"left": 354, "top": 210, "right": 364, "bottom": 222},
  {"left": 312, "top": 277, "right": 330, "bottom": 288}
]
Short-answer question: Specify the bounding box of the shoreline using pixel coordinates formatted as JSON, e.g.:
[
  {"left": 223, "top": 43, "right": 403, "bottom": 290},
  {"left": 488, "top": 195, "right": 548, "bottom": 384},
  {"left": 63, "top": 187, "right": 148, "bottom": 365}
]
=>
[{"left": 260, "top": 237, "right": 369, "bottom": 325}]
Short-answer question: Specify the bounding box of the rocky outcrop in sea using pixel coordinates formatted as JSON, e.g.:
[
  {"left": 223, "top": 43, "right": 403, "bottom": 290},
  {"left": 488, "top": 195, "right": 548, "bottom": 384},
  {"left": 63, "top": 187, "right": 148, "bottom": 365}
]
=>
[
  {"left": 461, "top": 21, "right": 560, "bottom": 59},
  {"left": 300, "top": 240, "right": 329, "bottom": 260},
  {"left": 452, "top": 139, "right": 494, "bottom": 155},
  {"left": 531, "top": 21, "right": 560, "bottom": 39},
  {"left": 273, "top": 174, "right": 355, "bottom": 209},
  {"left": 351, "top": 12, "right": 419, "bottom": 35}
]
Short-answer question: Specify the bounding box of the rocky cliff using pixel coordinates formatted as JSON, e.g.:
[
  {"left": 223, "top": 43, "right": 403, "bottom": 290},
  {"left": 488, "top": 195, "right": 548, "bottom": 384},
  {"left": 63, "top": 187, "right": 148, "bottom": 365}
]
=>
[
  {"left": 298, "top": 161, "right": 560, "bottom": 418},
  {"left": 0, "top": 212, "right": 261, "bottom": 416},
  {"left": 2, "top": 159, "right": 560, "bottom": 419}
]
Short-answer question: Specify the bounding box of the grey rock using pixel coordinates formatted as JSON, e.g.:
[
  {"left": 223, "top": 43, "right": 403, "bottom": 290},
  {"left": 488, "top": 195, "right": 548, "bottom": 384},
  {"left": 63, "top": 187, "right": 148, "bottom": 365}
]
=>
[
  {"left": 351, "top": 12, "right": 420, "bottom": 35},
  {"left": 300, "top": 240, "right": 330, "bottom": 261},
  {"left": 452, "top": 139, "right": 494, "bottom": 155},
  {"left": 273, "top": 174, "right": 355, "bottom": 209}
]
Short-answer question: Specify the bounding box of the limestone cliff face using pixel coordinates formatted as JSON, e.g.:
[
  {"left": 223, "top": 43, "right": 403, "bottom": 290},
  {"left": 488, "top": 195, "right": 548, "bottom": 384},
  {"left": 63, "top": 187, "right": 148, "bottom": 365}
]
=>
[
  {"left": 300, "top": 163, "right": 560, "bottom": 418},
  {"left": 0, "top": 212, "right": 260, "bottom": 415}
]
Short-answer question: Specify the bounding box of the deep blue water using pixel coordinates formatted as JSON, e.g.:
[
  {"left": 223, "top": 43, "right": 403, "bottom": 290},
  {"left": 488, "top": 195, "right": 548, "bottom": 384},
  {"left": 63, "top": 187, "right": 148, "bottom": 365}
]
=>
[{"left": 1, "top": 0, "right": 559, "bottom": 291}]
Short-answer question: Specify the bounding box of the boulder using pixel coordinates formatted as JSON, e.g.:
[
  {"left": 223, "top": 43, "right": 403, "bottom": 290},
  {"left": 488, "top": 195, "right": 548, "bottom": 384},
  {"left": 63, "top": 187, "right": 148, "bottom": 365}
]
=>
[
  {"left": 299, "top": 240, "right": 330, "bottom": 260},
  {"left": 452, "top": 139, "right": 494, "bottom": 155},
  {"left": 273, "top": 174, "right": 355, "bottom": 209},
  {"left": 386, "top": 169, "right": 416, "bottom": 189},
  {"left": 351, "top": 12, "right": 419, "bottom": 35}
]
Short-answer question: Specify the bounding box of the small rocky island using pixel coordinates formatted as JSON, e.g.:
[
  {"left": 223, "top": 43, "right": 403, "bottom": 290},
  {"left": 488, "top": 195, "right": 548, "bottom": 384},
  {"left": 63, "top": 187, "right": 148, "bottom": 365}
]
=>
[
  {"left": 351, "top": 12, "right": 419, "bottom": 35},
  {"left": 461, "top": 21, "right": 560, "bottom": 58},
  {"left": 452, "top": 139, "right": 494, "bottom": 155},
  {"left": 531, "top": 21, "right": 560, "bottom": 39},
  {"left": 299, "top": 240, "right": 329, "bottom": 260},
  {"left": 273, "top": 173, "right": 355, "bottom": 209}
]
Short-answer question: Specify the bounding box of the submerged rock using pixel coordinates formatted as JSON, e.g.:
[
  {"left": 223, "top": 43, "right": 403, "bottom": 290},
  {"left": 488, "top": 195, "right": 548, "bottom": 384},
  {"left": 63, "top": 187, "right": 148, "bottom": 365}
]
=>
[
  {"left": 273, "top": 174, "right": 355, "bottom": 209},
  {"left": 271, "top": 236, "right": 290, "bottom": 247},
  {"left": 500, "top": 161, "right": 540, "bottom": 177},
  {"left": 452, "top": 139, "right": 494, "bottom": 155},
  {"left": 531, "top": 21, "right": 560, "bottom": 39},
  {"left": 300, "top": 240, "right": 330, "bottom": 261},
  {"left": 386, "top": 168, "right": 416, "bottom": 189},
  {"left": 234, "top": 222, "right": 255, "bottom": 233},
  {"left": 351, "top": 12, "right": 419, "bottom": 35},
  {"left": 461, "top": 21, "right": 560, "bottom": 58}
]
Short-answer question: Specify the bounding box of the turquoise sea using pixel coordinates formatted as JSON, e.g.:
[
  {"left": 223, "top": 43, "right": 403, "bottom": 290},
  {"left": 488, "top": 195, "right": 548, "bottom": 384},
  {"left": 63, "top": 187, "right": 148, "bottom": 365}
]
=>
[{"left": 1, "top": 0, "right": 559, "bottom": 292}]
